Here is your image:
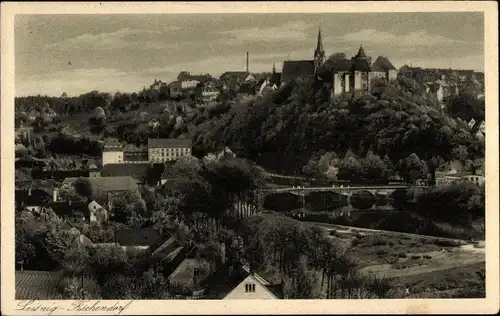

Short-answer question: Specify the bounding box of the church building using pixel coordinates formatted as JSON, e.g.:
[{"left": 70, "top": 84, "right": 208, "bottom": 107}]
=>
[
  {"left": 280, "top": 26, "right": 398, "bottom": 98},
  {"left": 280, "top": 27, "right": 325, "bottom": 86}
]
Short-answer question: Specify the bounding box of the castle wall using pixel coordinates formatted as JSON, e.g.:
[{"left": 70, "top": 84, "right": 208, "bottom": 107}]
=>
[
  {"left": 332, "top": 73, "right": 343, "bottom": 96},
  {"left": 354, "top": 71, "right": 362, "bottom": 90},
  {"left": 345, "top": 74, "right": 351, "bottom": 92}
]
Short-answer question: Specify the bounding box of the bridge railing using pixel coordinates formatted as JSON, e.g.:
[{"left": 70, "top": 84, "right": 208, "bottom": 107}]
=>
[{"left": 260, "top": 184, "right": 427, "bottom": 193}]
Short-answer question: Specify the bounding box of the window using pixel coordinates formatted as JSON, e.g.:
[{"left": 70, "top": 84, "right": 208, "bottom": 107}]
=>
[{"left": 245, "top": 283, "right": 256, "bottom": 293}]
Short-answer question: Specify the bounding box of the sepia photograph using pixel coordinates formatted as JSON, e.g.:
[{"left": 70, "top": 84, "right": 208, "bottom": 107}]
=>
[{"left": 1, "top": 1, "right": 499, "bottom": 315}]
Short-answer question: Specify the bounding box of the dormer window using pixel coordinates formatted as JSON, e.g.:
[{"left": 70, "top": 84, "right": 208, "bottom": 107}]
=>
[{"left": 245, "top": 283, "right": 256, "bottom": 293}]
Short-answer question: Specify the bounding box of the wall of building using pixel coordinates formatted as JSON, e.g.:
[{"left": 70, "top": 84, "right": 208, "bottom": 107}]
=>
[
  {"left": 353, "top": 71, "right": 362, "bottom": 90},
  {"left": 388, "top": 70, "right": 398, "bottom": 81},
  {"left": 201, "top": 90, "right": 220, "bottom": 102},
  {"left": 124, "top": 151, "right": 149, "bottom": 163},
  {"left": 345, "top": 73, "right": 351, "bottom": 92},
  {"left": 370, "top": 71, "right": 386, "bottom": 80},
  {"left": 102, "top": 150, "right": 123, "bottom": 166},
  {"left": 181, "top": 80, "right": 200, "bottom": 89},
  {"left": 223, "top": 275, "right": 277, "bottom": 300},
  {"left": 332, "top": 73, "right": 343, "bottom": 96},
  {"left": 361, "top": 72, "right": 370, "bottom": 92},
  {"left": 169, "top": 83, "right": 183, "bottom": 97},
  {"left": 463, "top": 175, "right": 485, "bottom": 186}
]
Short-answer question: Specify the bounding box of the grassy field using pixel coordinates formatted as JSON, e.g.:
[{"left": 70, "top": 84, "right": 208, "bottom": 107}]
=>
[
  {"left": 389, "top": 262, "right": 485, "bottom": 298},
  {"left": 302, "top": 220, "right": 486, "bottom": 298},
  {"left": 330, "top": 229, "right": 486, "bottom": 298}
]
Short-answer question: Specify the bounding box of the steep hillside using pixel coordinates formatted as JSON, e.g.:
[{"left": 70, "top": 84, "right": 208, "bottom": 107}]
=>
[{"left": 191, "top": 77, "right": 484, "bottom": 175}]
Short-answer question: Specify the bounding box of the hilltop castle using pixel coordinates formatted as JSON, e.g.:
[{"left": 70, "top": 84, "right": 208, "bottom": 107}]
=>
[{"left": 281, "top": 27, "right": 398, "bottom": 97}]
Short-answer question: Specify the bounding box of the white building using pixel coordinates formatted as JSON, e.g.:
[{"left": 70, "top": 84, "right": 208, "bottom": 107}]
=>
[
  {"left": 147, "top": 138, "right": 192, "bottom": 163},
  {"left": 223, "top": 267, "right": 282, "bottom": 300},
  {"left": 181, "top": 80, "right": 200, "bottom": 90}
]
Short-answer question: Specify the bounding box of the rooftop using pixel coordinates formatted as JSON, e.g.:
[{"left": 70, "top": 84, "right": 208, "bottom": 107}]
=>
[
  {"left": 168, "top": 258, "right": 211, "bottom": 291},
  {"left": 115, "top": 228, "right": 163, "bottom": 247},
  {"left": 151, "top": 235, "right": 182, "bottom": 258},
  {"left": 281, "top": 60, "right": 315, "bottom": 83},
  {"left": 15, "top": 270, "right": 63, "bottom": 299},
  {"left": 100, "top": 163, "right": 162, "bottom": 182},
  {"left": 148, "top": 138, "right": 192, "bottom": 148},
  {"left": 355, "top": 45, "right": 367, "bottom": 58},
  {"left": 201, "top": 263, "right": 283, "bottom": 299},
  {"left": 220, "top": 72, "right": 251, "bottom": 80},
  {"left": 63, "top": 176, "right": 139, "bottom": 196},
  {"left": 371, "top": 56, "right": 397, "bottom": 72}
]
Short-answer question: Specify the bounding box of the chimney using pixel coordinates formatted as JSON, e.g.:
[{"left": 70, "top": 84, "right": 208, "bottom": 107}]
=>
[{"left": 246, "top": 52, "right": 249, "bottom": 73}]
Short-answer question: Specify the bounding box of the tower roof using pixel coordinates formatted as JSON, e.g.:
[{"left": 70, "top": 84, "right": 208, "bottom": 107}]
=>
[
  {"left": 355, "top": 45, "right": 367, "bottom": 58},
  {"left": 315, "top": 27, "right": 324, "bottom": 54}
]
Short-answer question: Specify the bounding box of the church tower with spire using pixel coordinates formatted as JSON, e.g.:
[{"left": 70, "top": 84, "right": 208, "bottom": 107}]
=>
[{"left": 313, "top": 27, "right": 325, "bottom": 73}]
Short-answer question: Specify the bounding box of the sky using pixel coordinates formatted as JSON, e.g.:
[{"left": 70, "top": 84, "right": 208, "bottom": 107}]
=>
[{"left": 15, "top": 12, "right": 484, "bottom": 97}]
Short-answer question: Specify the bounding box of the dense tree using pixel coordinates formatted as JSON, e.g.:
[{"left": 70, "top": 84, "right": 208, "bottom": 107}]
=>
[
  {"left": 112, "top": 191, "right": 147, "bottom": 225},
  {"left": 88, "top": 246, "right": 128, "bottom": 284},
  {"left": 187, "top": 76, "right": 482, "bottom": 178},
  {"left": 446, "top": 90, "right": 485, "bottom": 126},
  {"left": 399, "top": 153, "right": 428, "bottom": 184},
  {"left": 283, "top": 255, "right": 322, "bottom": 299},
  {"left": 416, "top": 182, "right": 484, "bottom": 226}
]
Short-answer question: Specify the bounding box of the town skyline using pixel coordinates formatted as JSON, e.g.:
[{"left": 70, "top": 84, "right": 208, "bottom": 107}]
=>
[{"left": 15, "top": 12, "right": 484, "bottom": 97}]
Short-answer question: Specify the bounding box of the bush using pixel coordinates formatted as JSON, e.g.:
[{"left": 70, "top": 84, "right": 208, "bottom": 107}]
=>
[
  {"left": 386, "top": 255, "right": 399, "bottom": 264},
  {"left": 434, "top": 239, "right": 463, "bottom": 247}
]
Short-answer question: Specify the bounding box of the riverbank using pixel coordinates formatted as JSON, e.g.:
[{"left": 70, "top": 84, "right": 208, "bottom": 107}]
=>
[
  {"left": 290, "top": 209, "right": 485, "bottom": 240},
  {"left": 308, "top": 221, "right": 486, "bottom": 298}
]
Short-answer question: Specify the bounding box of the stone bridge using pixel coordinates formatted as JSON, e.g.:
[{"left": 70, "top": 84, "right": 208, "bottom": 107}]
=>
[{"left": 260, "top": 185, "right": 429, "bottom": 212}]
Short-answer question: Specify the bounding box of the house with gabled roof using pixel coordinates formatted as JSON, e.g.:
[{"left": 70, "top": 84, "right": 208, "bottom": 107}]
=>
[
  {"left": 202, "top": 263, "right": 284, "bottom": 299},
  {"left": 257, "top": 64, "right": 282, "bottom": 96},
  {"left": 62, "top": 176, "right": 139, "bottom": 202},
  {"left": 370, "top": 56, "right": 398, "bottom": 82},
  {"left": 100, "top": 163, "right": 164, "bottom": 185}
]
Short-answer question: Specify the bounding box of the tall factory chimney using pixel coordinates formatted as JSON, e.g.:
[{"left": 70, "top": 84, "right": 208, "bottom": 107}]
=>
[{"left": 246, "top": 52, "right": 249, "bottom": 73}]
